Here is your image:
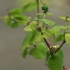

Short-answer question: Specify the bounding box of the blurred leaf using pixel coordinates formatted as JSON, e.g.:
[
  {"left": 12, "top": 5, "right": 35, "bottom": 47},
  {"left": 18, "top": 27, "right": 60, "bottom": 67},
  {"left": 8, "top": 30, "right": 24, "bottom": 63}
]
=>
[
  {"left": 29, "top": 30, "right": 42, "bottom": 45},
  {"left": 9, "top": 8, "right": 22, "bottom": 15},
  {"left": 56, "top": 48, "right": 64, "bottom": 60},
  {"left": 24, "top": 25, "right": 32, "bottom": 31},
  {"left": 41, "top": 19, "right": 55, "bottom": 26},
  {"left": 65, "top": 33, "right": 70, "bottom": 46},
  {"left": 24, "top": 21, "right": 37, "bottom": 31},
  {"left": 46, "top": 50, "right": 51, "bottom": 61},
  {"left": 34, "top": 18, "right": 55, "bottom": 26},
  {"left": 27, "top": 17, "right": 31, "bottom": 22},
  {"left": 54, "top": 34, "right": 64, "bottom": 42},
  {"left": 30, "top": 21, "right": 37, "bottom": 30},
  {"left": 4, "top": 15, "right": 27, "bottom": 28},
  {"left": 42, "top": 29, "right": 53, "bottom": 39},
  {"left": 22, "top": 48, "right": 28, "bottom": 58},
  {"left": 29, "top": 42, "right": 47, "bottom": 59},
  {"left": 23, "top": 1, "right": 37, "bottom": 12},
  {"left": 50, "top": 26, "right": 63, "bottom": 36},
  {"left": 60, "top": 16, "right": 70, "bottom": 21},
  {"left": 21, "top": 31, "right": 34, "bottom": 50},
  {"left": 47, "top": 55, "right": 63, "bottom": 70}
]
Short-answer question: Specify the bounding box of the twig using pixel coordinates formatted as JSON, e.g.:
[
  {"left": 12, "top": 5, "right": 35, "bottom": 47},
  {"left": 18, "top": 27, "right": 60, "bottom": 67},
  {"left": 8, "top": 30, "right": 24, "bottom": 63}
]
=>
[
  {"left": 36, "top": 0, "right": 40, "bottom": 26},
  {"left": 55, "top": 40, "right": 65, "bottom": 53},
  {"left": 63, "top": 65, "right": 67, "bottom": 70}
]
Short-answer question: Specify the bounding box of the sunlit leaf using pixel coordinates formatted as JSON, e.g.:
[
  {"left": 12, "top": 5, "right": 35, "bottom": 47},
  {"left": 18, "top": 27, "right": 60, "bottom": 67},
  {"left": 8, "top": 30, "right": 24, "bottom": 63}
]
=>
[
  {"left": 24, "top": 21, "right": 37, "bottom": 31},
  {"left": 24, "top": 25, "right": 32, "bottom": 31},
  {"left": 42, "top": 29, "right": 53, "bottom": 39},
  {"left": 41, "top": 19, "right": 55, "bottom": 26},
  {"left": 60, "top": 16, "right": 70, "bottom": 21},
  {"left": 50, "top": 26, "right": 63, "bottom": 35},
  {"left": 29, "top": 30, "right": 42, "bottom": 45},
  {"left": 29, "top": 42, "right": 47, "bottom": 59},
  {"left": 23, "top": 1, "right": 37, "bottom": 12}
]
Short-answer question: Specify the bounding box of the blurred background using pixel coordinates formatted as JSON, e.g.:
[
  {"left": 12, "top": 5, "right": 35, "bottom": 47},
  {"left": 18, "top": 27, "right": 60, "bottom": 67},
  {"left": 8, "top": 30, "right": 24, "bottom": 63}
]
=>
[{"left": 0, "top": 0, "right": 70, "bottom": 70}]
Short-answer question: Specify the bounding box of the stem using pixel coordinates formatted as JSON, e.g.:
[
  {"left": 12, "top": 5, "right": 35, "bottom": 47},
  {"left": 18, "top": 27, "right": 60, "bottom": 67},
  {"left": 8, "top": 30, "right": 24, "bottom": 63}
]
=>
[
  {"left": 38, "top": 27, "right": 53, "bottom": 53},
  {"left": 55, "top": 40, "right": 65, "bottom": 53},
  {"left": 36, "top": 0, "right": 40, "bottom": 26},
  {"left": 63, "top": 66, "right": 67, "bottom": 70}
]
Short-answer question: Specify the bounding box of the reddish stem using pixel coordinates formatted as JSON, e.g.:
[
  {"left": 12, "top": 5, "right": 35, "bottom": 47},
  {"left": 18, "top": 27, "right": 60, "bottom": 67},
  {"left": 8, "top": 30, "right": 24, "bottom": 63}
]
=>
[{"left": 63, "top": 66, "right": 67, "bottom": 70}]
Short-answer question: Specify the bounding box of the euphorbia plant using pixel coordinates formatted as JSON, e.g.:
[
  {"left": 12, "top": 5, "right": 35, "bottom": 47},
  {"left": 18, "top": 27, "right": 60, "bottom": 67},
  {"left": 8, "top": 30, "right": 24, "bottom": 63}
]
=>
[{"left": 1, "top": 0, "right": 70, "bottom": 70}]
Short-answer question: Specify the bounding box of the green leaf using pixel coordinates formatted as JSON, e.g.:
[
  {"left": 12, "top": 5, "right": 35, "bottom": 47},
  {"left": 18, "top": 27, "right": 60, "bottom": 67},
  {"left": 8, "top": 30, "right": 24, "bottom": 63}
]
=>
[
  {"left": 9, "top": 8, "right": 22, "bottom": 15},
  {"left": 65, "top": 33, "right": 70, "bottom": 46},
  {"left": 29, "top": 30, "right": 42, "bottom": 45},
  {"left": 56, "top": 48, "right": 64, "bottom": 60},
  {"left": 60, "top": 16, "right": 70, "bottom": 21},
  {"left": 24, "top": 25, "right": 32, "bottom": 31},
  {"left": 21, "top": 31, "right": 34, "bottom": 50},
  {"left": 27, "top": 17, "right": 31, "bottom": 22},
  {"left": 30, "top": 21, "right": 37, "bottom": 30},
  {"left": 42, "top": 29, "right": 53, "bottom": 39},
  {"left": 50, "top": 26, "right": 63, "bottom": 35},
  {"left": 23, "top": 1, "right": 37, "bottom": 12},
  {"left": 22, "top": 48, "right": 28, "bottom": 58},
  {"left": 24, "top": 21, "right": 37, "bottom": 31},
  {"left": 46, "top": 50, "right": 51, "bottom": 61},
  {"left": 47, "top": 55, "right": 63, "bottom": 70},
  {"left": 41, "top": 19, "right": 55, "bottom": 26},
  {"left": 29, "top": 42, "right": 47, "bottom": 59},
  {"left": 4, "top": 15, "right": 27, "bottom": 28},
  {"left": 54, "top": 34, "right": 64, "bottom": 42}
]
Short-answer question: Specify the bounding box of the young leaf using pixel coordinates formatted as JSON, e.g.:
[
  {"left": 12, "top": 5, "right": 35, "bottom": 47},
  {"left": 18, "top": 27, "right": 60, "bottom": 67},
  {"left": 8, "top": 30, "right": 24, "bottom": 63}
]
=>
[
  {"left": 23, "top": 1, "right": 37, "bottom": 12},
  {"left": 21, "top": 31, "right": 34, "bottom": 50},
  {"left": 9, "top": 8, "right": 22, "bottom": 15},
  {"left": 30, "top": 21, "right": 37, "bottom": 30},
  {"left": 29, "top": 30, "right": 42, "bottom": 45},
  {"left": 54, "top": 34, "right": 64, "bottom": 42},
  {"left": 22, "top": 48, "right": 28, "bottom": 58},
  {"left": 65, "top": 33, "right": 70, "bottom": 46},
  {"left": 41, "top": 19, "right": 55, "bottom": 26},
  {"left": 42, "top": 29, "right": 53, "bottom": 39},
  {"left": 29, "top": 42, "right": 47, "bottom": 59},
  {"left": 24, "top": 25, "right": 32, "bottom": 31},
  {"left": 47, "top": 55, "right": 63, "bottom": 70},
  {"left": 50, "top": 26, "right": 63, "bottom": 36},
  {"left": 60, "top": 16, "right": 70, "bottom": 21},
  {"left": 24, "top": 21, "right": 37, "bottom": 31}
]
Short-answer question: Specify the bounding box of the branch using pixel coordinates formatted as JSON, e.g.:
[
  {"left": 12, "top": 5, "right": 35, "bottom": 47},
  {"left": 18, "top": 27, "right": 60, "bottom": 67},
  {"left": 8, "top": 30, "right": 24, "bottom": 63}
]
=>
[
  {"left": 37, "top": 27, "right": 53, "bottom": 54},
  {"left": 55, "top": 40, "right": 65, "bottom": 53}
]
